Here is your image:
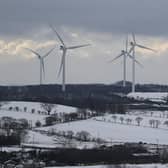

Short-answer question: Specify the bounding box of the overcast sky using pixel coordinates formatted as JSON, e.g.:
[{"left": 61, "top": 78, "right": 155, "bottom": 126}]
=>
[{"left": 0, "top": 0, "right": 168, "bottom": 85}]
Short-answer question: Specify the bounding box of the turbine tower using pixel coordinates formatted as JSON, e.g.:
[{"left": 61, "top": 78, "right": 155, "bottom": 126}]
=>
[
  {"left": 50, "top": 25, "right": 91, "bottom": 92},
  {"left": 129, "top": 33, "right": 156, "bottom": 93},
  {"left": 25, "top": 47, "right": 55, "bottom": 85},
  {"left": 110, "top": 36, "right": 142, "bottom": 87}
]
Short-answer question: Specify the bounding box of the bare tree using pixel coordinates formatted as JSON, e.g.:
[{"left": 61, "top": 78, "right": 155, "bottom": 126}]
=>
[
  {"left": 149, "top": 119, "right": 161, "bottom": 128},
  {"left": 76, "top": 108, "right": 88, "bottom": 119},
  {"left": 129, "top": 118, "right": 132, "bottom": 124},
  {"left": 31, "top": 108, "right": 35, "bottom": 114},
  {"left": 111, "top": 115, "right": 117, "bottom": 123},
  {"left": 76, "top": 131, "right": 91, "bottom": 141},
  {"left": 125, "top": 118, "right": 132, "bottom": 125},
  {"left": 40, "top": 103, "right": 56, "bottom": 115},
  {"left": 150, "top": 111, "right": 154, "bottom": 117},
  {"left": 119, "top": 116, "right": 124, "bottom": 124},
  {"left": 15, "top": 106, "right": 19, "bottom": 112},
  {"left": 149, "top": 119, "right": 155, "bottom": 128},
  {"left": 35, "top": 120, "right": 42, "bottom": 127},
  {"left": 155, "top": 120, "right": 161, "bottom": 128},
  {"left": 23, "top": 107, "right": 27, "bottom": 112},
  {"left": 164, "top": 120, "right": 168, "bottom": 127},
  {"left": 66, "top": 130, "right": 74, "bottom": 139},
  {"left": 135, "top": 117, "right": 143, "bottom": 126}
]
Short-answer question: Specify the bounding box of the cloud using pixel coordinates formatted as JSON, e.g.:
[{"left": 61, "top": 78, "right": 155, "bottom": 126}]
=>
[
  {"left": 0, "top": 22, "right": 168, "bottom": 85},
  {"left": 1, "top": 0, "right": 168, "bottom": 37},
  {"left": 0, "top": 39, "right": 56, "bottom": 60},
  {"left": 129, "top": 36, "right": 168, "bottom": 59},
  {"left": 58, "top": 27, "right": 168, "bottom": 62},
  {"left": 2, "top": 26, "right": 167, "bottom": 62}
]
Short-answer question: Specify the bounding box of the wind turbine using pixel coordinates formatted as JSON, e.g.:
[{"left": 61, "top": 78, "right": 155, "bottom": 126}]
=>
[
  {"left": 50, "top": 25, "right": 91, "bottom": 92},
  {"left": 109, "top": 36, "right": 142, "bottom": 87},
  {"left": 128, "top": 33, "right": 156, "bottom": 93},
  {"left": 25, "top": 47, "right": 55, "bottom": 85}
]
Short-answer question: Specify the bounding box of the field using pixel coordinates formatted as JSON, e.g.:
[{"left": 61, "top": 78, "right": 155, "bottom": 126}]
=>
[
  {"left": 36, "top": 111, "right": 168, "bottom": 145},
  {"left": 0, "top": 101, "right": 77, "bottom": 126},
  {"left": 1, "top": 101, "right": 168, "bottom": 148},
  {"left": 1, "top": 101, "right": 168, "bottom": 166}
]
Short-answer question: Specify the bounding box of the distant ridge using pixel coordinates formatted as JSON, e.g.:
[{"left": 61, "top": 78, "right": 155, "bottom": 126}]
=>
[{"left": 114, "top": 80, "right": 132, "bottom": 86}]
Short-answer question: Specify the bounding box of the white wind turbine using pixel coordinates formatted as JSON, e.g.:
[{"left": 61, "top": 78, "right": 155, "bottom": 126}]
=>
[
  {"left": 25, "top": 47, "right": 55, "bottom": 85},
  {"left": 129, "top": 33, "right": 156, "bottom": 93},
  {"left": 50, "top": 25, "right": 91, "bottom": 92},
  {"left": 109, "top": 36, "right": 142, "bottom": 87}
]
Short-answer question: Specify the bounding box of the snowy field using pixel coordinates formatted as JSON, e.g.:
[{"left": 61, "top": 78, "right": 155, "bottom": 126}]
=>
[
  {"left": 0, "top": 109, "right": 46, "bottom": 126},
  {"left": 25, "top": 130, "right": 55, "bottom": 145},
  {"left": 23, "top": 130, "right": 99, "bottom": 149},
  {"left": 1, "top": 101, "right": 168, "bottom": 146},
  {"left": 97, "top": 113, "right": 168, "bottom": 129},
  {"left": 2, "top": 101, "right": 77, "bottom": 114},
  {"left": 0, "top": 101, "right": 78, "bottom": 126},
  {"left": 37, "top": 114, "right": 168, "bottom": 145},
  {"left": 45, "top": 164, "right": 168, "bottom": 168}
]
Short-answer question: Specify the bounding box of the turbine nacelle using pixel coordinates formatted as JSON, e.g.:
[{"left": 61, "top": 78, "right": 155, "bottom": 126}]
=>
[
  {"left": 130, "top": 42, "right": 134, "bottom": 46},
  {"left": 121, "top": 50, "right": 125, "bottom": 54},
  {"left": 60, "top": 45, "right": 65, "bottom": 50}
]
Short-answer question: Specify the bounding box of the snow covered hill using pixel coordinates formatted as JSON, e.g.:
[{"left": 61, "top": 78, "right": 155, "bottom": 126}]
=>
[
  {"left": 0, "top": 101, "right": 78, "bottom": 126},
  {"left": 37, "top": 112, "right": 168, "bottom": 145},
  {"left": 1, "top": 101, "right": 168, "bottom": 148},
  {"left": 2, "top": 101, "right": 77, "bottom": 114}
]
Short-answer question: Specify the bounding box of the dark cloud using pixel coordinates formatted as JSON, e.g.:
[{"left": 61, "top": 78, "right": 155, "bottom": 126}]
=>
[{"left": 0, "top": 0, "right": 168, "bottom": 37}]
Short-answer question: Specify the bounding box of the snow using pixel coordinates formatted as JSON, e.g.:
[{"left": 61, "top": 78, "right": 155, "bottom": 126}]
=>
[
  {"left": 2, "top": 101, "right": 77, "bottom": 114},
  {"left": 101, "top": 112, "right": 168, "bottom": 129},
  {"left": 37, "top": 113, "right": 168, "bottom": 145},
  {"left": 23, "top": 130, "right": 98, "bottom": 149},
  {"left": 0, "top": 101, "right": 78, "bottom": 126},
  {"left": 127, "top": 92, "right": 168, "bottom": 102},
  {"left": 0, "top": 109, "right": 46, "bottom": 126},
  {"left": 1, "top": 101, "right": 168, "bottom": 147},
  {"left": 25, "top": 130, "right": 55, "bottom": 145},
  {"left": 1, "top": 147, "right": 22, "bottom": 152}
]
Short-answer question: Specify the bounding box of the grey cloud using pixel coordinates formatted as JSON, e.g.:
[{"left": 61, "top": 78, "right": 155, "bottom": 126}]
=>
[{"left": 0, "top": 0, "right": 168, "bottom": 37}]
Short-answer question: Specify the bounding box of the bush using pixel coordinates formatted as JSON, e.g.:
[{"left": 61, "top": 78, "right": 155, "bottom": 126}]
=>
[
  {"left": 76, "top": 131, "right": 91, "bottom": 141},
  {"left": 35, "top": 120, "right": 42, "bottom": 127},
  {"left": 45, "top": 116, "right": 56, "bottom": 126},
  {"left": 66, "top": 130, "right": 74, "bottom": 139}
]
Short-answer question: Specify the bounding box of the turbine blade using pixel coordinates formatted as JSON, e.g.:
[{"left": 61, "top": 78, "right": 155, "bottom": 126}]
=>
[
  {"left": 24, "top": 47, "right": 41, "bottom": 59},
  {"left": 109, "top": 53, "right": 123, "bottom": 63},
  {"left": 41, "top": 59, "right": 45, "bottom": 78},
  {"left": 136, "top": 44, "right": 156, "bottom": 52},
  {"left": 126, "top": 35, "right": 128, "bottom": 53},
  {"left": 128, "top": 46, "right": 134, "bottom": 54},
  {"left": 135, "top": 59, "right": 144, "bottom": 68},
  {"left": 127, "top": 54, "right": 143, "bottom": 67},
  {"left": 67, "top": 44, "right": 91, "bottom": 50},
  {"left": 132, "top": 33, "right": 136, "bottom": 43},
  {"left": 57, "top": 51, "right": 66, "bottom": 78},
  {"left": 43, "top": 46, "right": 56, "bottom": 58},
  {"left": 49, "top": 24, "right": 65, "bottom": 46}
]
